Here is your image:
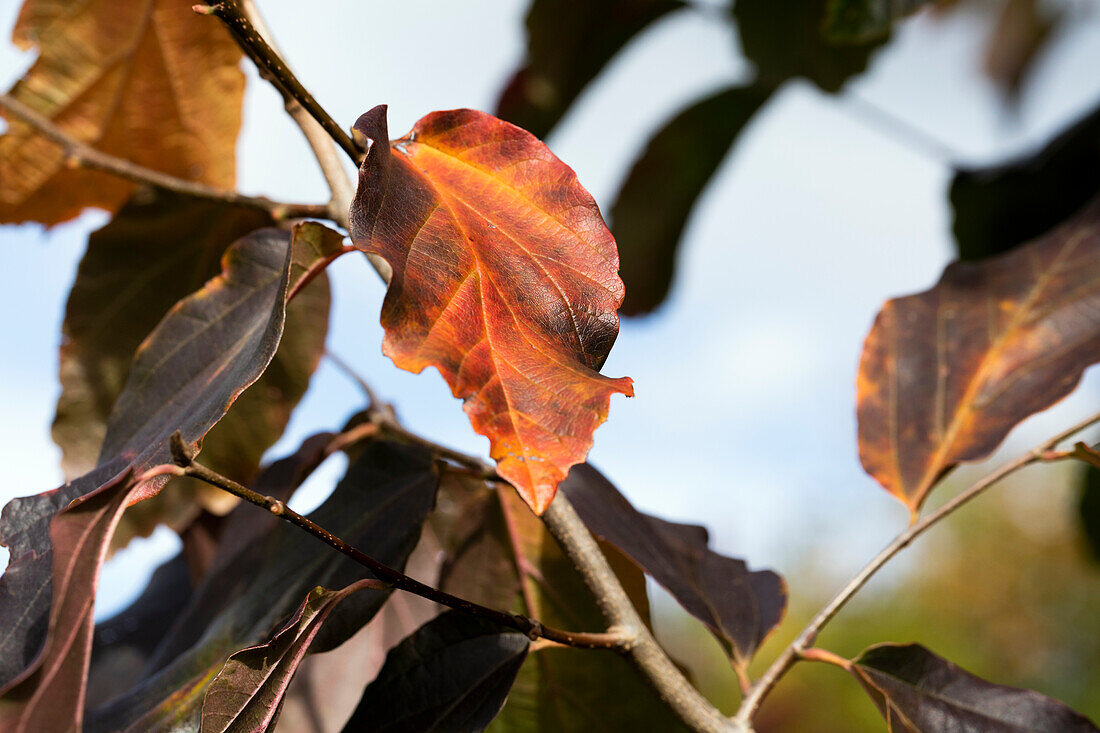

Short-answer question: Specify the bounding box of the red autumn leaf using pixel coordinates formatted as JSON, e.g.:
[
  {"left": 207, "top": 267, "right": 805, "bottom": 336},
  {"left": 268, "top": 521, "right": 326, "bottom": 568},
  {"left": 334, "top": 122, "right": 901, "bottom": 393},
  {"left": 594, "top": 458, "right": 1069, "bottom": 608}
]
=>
[{"left": 349, "top": 105, "right": 633, "bottom": 513}]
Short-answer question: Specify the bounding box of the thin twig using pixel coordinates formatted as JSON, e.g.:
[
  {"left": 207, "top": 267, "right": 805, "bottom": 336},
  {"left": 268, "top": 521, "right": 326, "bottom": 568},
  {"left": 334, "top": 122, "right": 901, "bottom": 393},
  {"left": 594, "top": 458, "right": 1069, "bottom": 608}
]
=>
[
  {"left": 164, "top": 431, "right": 624, "bottom": 651},
  {"left": 732, "top": 410, "right": 1100, "bottom": 725},
  {"left": 797, "top": 647, "right": 852, "bottom": 671},
  {"left": 0, "top": 94, "right": 328, "bottom": 220},
  {"left": 376, "top": 417, "right": 499, "bottom": 480},
  {"left": 195, "top": 0, "right": 361, "bottom": 164},
  {"left": 542, "top": 494, "right": 743, "bottom": 733},
  {"left": 842, "top": 93, "right": 962, "bottom": 164},
  {"left": 324, "top": 350, "right": 382, "bottom": 408}
]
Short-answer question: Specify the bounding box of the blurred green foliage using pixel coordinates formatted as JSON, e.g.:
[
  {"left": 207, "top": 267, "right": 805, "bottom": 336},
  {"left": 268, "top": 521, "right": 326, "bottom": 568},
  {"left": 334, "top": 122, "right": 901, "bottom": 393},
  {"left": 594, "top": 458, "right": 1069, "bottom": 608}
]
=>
[{"left": 653, "top": 462, "right": 1100, "bottom": 731}]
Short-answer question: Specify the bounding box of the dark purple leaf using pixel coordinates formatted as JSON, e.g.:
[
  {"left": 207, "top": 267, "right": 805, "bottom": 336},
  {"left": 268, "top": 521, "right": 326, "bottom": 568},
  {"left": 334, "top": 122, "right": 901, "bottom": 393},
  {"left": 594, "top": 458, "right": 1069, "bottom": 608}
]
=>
[
  {"left": 52, "top": 190, "right": 273, "bottom": 482},
  {"left": 562, "top": 463, "right": 786, "bottom": 671},
  {"left": 0, "top": 224, "right": 340, "bottom": 730},
  {"left": 88, "top": 554, "right": 192, "bottom": 708},
  {"left": 852, "top": 643, "right": 1099, "bottom": 732},
  {"left": 823, "top": 0, "right": 933, "bottom": 43},
  {"left": 341, "top": 610, "right": 529, "bottom": 733},
  {"left": 87, "top": 431, "right": 337, "bottom": 706},
  {"left": 202, "top": 580, "right": 378, "bottom": 733}
]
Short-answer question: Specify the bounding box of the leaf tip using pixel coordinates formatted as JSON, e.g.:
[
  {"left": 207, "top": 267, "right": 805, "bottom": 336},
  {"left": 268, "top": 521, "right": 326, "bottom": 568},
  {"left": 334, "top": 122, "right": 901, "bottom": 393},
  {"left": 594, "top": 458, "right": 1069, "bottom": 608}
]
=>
[{"left": 352, "top": 105, "right": 390, "bottom": 152}]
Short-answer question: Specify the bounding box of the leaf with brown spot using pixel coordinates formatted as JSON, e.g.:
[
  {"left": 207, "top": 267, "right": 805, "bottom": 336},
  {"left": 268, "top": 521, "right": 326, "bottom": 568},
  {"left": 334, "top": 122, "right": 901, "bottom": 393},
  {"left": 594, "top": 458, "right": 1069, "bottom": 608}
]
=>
[
  {"left": 851, "top": 643, "right": 1099, "bottom": 732},
  {"left": 0, "top": 0, "right": 245, "bottom": 225},
  {"left": 857, "top": 197, "right": 1100, "bottom": 512},
  {"left": 350, "top": 105, "right": 633, "bottom": 514}
]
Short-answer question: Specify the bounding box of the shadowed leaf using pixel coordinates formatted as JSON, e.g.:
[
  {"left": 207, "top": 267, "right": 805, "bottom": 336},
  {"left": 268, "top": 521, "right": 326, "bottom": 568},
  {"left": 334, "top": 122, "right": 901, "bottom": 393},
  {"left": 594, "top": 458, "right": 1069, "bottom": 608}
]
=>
[
  {"left": 436, "top": 476, "right": 685, "bottom": 731},
  {"left": 52, "top": 190, "right": 272, "bottom": 481},
  {"left": 50, "top": 192, "right": 336, "bottom": 550},
  {"left": 87, "top": 555, "right": 193, "bottom": 708},
  {"left": 823, "top": 0, "right": 932, "bottom": 43},
  {"left": 342, "top": 611, "right": 529, "bottom": 733},
  {"left": 350, "top": 105, "right": 633, "bottom": 514},
  {"left": 0, "top": 226, "right": 336, "bottom": 730},
  {"left": 562, "top": 464, "right": 786, "bottom": 672},
  {"left": 495, "top": 0, "right": 683, "bottom": 139},
  {"left": 202, "top": 580, "right": 378, "bottom": 733},
  {"left": 950, "top": 102, "right": 1100, "bottom": 261},
  {"left": 88, "top": 440, "right": 438, "bottom": 733},
  {"left": 735, "top": 0, "right": 887, "bottom": 93},
  {"left": 610, "top": 84, "right": 771, "bottom": 315},
  {"left": 851, "top": 643, "right": 1100, "bottom": 732},
  {"left": 857, "top": 197, "right": 1100, "bottom": 511},
  {"left": 0, "top": 0, "right": 245, "bottom": 225}
]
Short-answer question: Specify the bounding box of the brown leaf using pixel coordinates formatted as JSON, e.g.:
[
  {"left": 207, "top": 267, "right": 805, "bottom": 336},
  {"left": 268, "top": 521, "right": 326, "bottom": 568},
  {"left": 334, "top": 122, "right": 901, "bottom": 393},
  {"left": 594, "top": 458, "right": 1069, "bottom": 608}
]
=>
[
  {"left": 0, "top": 0, "right": 244, "bottom": 225},
  {"left": 350, "top": 105, "right": 633, "bottom": 514},
  {"left": 857, "top": 197, "right": 1100, "bottom": 511}
]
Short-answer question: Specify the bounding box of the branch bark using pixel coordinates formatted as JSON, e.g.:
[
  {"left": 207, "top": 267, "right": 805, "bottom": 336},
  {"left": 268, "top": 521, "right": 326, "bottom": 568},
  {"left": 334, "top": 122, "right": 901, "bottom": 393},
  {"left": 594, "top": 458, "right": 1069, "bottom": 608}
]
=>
[
  {"left": 0, "top": 94, "right": 328, "bottom": 220},
  {"left": 731, "top": 409, "right": 1100, "bottom": 726}
]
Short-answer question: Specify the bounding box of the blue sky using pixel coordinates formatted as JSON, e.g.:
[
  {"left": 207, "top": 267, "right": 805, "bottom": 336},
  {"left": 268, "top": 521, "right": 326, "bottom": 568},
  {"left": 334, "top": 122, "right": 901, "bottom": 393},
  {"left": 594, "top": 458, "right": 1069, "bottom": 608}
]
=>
[{"left": 2, "top": 1, "right": 1100, "bottom": 619}]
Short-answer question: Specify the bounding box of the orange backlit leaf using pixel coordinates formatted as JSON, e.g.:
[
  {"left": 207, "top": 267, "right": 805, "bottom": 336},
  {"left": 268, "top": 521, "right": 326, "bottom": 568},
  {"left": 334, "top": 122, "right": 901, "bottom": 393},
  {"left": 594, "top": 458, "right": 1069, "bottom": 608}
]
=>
[
  {"left": 349, "top": 105, "right": 633, "bottom": 513},
  {"left": 0, "top": 0, "right": 244, "bottom": 225},
  {"left": 858, "top": 197, "right": 1100, "bottom": 512}
]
